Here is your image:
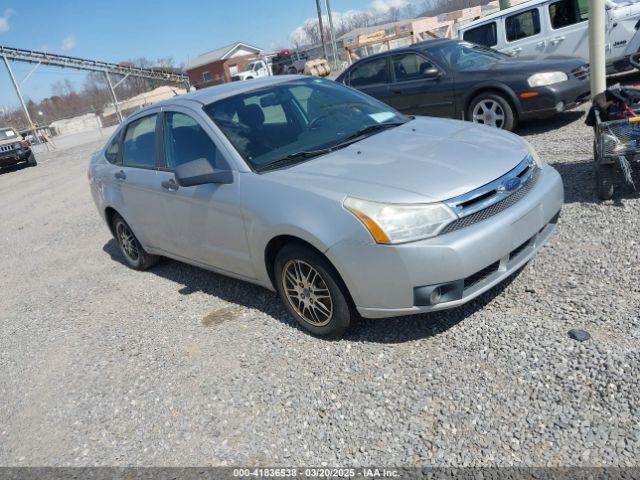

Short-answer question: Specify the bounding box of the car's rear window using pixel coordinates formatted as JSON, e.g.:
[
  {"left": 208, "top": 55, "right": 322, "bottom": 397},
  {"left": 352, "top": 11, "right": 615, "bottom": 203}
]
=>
[{"left": 0, "top": 129, "right": 18, "bottom": 141}]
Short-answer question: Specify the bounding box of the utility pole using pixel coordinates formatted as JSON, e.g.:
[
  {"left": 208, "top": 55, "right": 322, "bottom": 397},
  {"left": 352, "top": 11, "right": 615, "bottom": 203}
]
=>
[
  {"left": 104, "top": 71, "right": 123, "bottom": 123},
  {"left": 315, "top": 0, "right": 329, "bottom": 60},
  {"left": 499, "top": 0, "right": 511, "bottom": 9},
  {"left": 2, "top": 55, "right": 36, "bottom": 140},
  {"left": 589, "top": 0, "right": 606, "bottom": 98},
  {"left": 324, "top": 0, "right": 340, "bottom": 69}
]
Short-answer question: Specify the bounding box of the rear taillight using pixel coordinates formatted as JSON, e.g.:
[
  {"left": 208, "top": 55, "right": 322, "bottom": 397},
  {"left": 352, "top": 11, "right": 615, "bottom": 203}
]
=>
[{"left": 87, "top": 169, "right": 92, "bottom": 181}]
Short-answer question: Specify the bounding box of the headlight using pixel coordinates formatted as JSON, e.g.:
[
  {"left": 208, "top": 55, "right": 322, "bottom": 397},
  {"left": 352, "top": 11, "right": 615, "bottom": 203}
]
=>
[
  {"left": 343, "top": 197, "right": 458, "bottom": 244},
  {"left": 527, "top": 72, "right": 568, "bottom": 87},
  {"left": 523, "top": 139, "right": 545, "bottom": 167}
]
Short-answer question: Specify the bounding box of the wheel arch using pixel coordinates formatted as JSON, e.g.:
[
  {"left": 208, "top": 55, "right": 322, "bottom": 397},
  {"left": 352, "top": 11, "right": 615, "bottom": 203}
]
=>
[
  {"left": 463, "top": 83, "right": 521, "bottom": 120},
  {"left": 104, "top": 206, "right": 119, "bottom": 237},
  {"left": 263, "top": 234, "right": 353, "bottom": 308}
]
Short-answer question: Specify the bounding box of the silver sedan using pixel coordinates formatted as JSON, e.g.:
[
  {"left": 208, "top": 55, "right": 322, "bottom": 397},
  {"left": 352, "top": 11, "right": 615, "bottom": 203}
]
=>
[{"left": 89, "top": 76, "right": 564, "bottom": 338}]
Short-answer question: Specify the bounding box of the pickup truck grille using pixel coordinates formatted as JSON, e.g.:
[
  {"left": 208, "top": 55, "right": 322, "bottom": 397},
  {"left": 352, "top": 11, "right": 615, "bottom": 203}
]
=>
[
  {"left": 0, "top": 144, "right": 15, "bottom": 153},
  {"left": 442, "top": 156, "right": 539, "bottom": 235}
]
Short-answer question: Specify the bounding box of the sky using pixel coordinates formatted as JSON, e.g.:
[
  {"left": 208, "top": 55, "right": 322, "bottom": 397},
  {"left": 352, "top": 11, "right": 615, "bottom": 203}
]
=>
[{"left": 0, "top": 0, "right": 420, "bottom": 110}]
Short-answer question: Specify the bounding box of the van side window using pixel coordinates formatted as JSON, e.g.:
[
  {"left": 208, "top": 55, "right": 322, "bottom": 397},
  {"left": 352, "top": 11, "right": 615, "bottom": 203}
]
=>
[
  {"left": 549, "top": 0, "right": 586, "bottom": 29},
  {"left": 506, "top": 9, "right": 541, "bottom": 42},
  {"left": 462, "top": 22, "right": 497, "bottom": 48}
]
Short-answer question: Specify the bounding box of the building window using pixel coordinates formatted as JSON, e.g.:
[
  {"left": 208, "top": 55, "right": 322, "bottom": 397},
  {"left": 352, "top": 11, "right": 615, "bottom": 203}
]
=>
[{"left": 202, "top": 71, "right": 212, "bottom": 83}]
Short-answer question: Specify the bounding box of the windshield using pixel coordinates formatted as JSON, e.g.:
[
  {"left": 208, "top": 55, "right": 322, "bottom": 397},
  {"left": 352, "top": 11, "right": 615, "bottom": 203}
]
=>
[
  {"left": 429, "top": 41, "right": 511, "bottom": 71},
  {"left": 204, "top": 77, "right": 408, "bottom": 170},
  {"left": 244, "top": 62, "right": 257, "bottom": 72},
  {"left": 0, "top": 128, "right": 18, "bottom": 141}
]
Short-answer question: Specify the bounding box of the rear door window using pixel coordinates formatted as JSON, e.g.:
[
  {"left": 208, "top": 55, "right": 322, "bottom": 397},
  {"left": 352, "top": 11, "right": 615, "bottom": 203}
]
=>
[
  {"left": 462, "top": 22, "right": 497, "bottom": 47},
  {"left": 391, "top": 53, "right": 435, "bottom": 82},
  {"left": 506, "top": 8, "right": 541, "bottom": 42},
  {"left": 122, "top": 115, "right": 158, "bottom": 169},
  {"left": 348, "top": 57, "right": 389, "bottom": 87}
]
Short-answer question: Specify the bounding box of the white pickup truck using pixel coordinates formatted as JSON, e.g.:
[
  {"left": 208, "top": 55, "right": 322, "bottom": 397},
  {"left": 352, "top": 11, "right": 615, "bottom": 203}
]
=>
[
  {"left": 231, "top": 60, "right": 271, "bottom": 81},
  {"left": 458, "top": 0, "right": 640, "bottom": 73}
]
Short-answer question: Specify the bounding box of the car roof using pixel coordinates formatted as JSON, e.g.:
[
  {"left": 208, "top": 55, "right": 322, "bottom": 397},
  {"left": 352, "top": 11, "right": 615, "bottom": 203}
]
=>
[
  {"left": 346, "top": 38, "right": 457, "bottom": 65},
  {"left": 461, "top": 0, "right": 544, "bottom": 27},
  {"left": 136, "top": 75, "right": 305, "bottom": 114}
]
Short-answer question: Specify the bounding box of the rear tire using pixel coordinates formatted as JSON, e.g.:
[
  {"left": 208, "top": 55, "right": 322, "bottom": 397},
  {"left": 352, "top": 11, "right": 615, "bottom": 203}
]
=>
[
  {"left": 274, "top": 243, "right": 354, "bottom": 338},
  {"left": 111, "top": 213, "right": 159, "bottom": 270},
  {"left": 468, "top": 92, "right": 517, "bottom": 131}
]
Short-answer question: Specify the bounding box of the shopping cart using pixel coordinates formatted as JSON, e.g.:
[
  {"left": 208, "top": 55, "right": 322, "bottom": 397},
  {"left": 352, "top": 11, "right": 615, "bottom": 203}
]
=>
[{"left": 588, "top": 53, "right": 640, "bottom": 200}]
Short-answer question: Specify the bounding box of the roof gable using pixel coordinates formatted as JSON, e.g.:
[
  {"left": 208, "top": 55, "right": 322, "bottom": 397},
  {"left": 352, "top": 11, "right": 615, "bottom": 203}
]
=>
[{"left": 186, "top": 41, "right": 262, "bottom": 70}]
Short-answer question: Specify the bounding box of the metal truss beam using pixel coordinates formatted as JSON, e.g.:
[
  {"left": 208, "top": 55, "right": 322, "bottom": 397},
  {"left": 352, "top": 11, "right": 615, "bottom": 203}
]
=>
[{"left": 0, "top": 45, "right": 189, "bottom": 85}]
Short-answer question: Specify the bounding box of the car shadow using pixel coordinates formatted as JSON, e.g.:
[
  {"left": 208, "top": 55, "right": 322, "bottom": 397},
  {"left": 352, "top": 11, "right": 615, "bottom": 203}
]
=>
[
  {"left": 517, "top": 110, "right": 585, "bottom": 136},
  {"left": 0, "top": 163, "right": 28, "bottom": 176},
  {"left": 103, "top": 239, "right": 523, "bottom": 343},
  {"left": 549, "top": 157, "right": 639, "bottom": 205}
]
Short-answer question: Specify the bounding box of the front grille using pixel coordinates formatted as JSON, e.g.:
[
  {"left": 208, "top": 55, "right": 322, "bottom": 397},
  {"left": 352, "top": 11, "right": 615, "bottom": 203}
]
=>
[
  {"left": 0, "top": 144, "right": 14, "bottom": 153},
  {"left": 571, "top": 65, "right": 590, "bottom": 80},
  {"left": 442, "top": 167, "right": 540, "bottom": 235},
  {"left": 464, "top": 261, "right": 500, "bottom": 289}
]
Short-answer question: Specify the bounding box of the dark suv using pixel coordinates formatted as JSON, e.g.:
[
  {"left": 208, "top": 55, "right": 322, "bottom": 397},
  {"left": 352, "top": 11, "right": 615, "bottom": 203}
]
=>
[{"left": 0, "top": 127, "right": 37, "bottom": 169}]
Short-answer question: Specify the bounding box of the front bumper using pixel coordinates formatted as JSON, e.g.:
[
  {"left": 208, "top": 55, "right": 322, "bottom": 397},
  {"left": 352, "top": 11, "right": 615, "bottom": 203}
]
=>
[
  {"left": 325, "top": 164, "right": 564, "bottom": 319},
  {"left": 519, "top": 78, "right": 590, "bottom": 119},
  {"left": 0, "top": 149, "right": 29, "bottom": 167}
]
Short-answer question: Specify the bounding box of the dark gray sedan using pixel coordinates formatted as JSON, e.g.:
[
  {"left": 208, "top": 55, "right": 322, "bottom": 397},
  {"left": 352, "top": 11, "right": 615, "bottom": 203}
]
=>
[{"left": 336, "top": 39, "right": 590, "bottom": 131}]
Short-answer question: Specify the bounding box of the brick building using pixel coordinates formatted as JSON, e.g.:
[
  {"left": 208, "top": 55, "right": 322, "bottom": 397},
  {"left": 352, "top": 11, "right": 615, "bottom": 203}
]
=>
[{"left": 186, "top": 41, "right": 263, "bottom": 89}]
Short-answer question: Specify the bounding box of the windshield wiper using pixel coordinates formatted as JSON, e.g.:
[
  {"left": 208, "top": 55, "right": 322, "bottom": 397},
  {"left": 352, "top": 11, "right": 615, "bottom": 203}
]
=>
[
  {"left": 332, "top": 122, "right": 406, "bottom": 148},
  {"left": 256, "top": 148, "right": 332, "bottom": 172}
]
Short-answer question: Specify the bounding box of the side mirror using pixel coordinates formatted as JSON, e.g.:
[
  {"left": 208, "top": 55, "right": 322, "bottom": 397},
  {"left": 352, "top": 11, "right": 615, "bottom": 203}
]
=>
[
  {"left": 174, "top": 158, "right": 233, "bottom": 187},
  {"left": 422, "top": 67, "right": 442, "bottom": 78}
]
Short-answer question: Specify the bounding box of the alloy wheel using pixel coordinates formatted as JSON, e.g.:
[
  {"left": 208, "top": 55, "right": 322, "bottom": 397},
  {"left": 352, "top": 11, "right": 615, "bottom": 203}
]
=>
[
  {"left": 472, "top": 99, "right": 505, "bottom": 129},
  {"left": 281, "top": 259, "right": 333, "bottom": 327},
  {"left": 116, "top": 222, "right": 139, "bottom": 262}
]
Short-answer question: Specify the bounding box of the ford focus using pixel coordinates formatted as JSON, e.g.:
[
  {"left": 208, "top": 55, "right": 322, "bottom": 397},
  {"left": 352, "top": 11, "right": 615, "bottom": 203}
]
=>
[{"left": 89, "top": 76, "right": 564, "bottom": 338}]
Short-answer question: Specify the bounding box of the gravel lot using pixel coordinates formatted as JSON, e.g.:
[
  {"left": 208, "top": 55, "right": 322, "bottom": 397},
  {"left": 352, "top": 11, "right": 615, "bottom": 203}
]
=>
[{"left": 0, "top": 105, "right": 638, "bottom": 467}]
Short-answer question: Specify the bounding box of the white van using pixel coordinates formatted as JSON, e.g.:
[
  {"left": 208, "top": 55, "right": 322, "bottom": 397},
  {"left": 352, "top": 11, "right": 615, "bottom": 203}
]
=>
[{"left": 458, "top": 0, "right": 640, "bottom": 73}]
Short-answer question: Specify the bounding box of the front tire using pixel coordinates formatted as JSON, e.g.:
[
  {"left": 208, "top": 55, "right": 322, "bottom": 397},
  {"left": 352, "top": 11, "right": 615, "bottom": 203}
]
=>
[
  {"left": 26, "top": 152, "right": 37, "bottom": 167},
  {"left": 274, "top": 243, "right": 353, "bottom": 338},
  {"left": 111, "top": 213, "right": 159, "bottom": 270},
  {"left": 468, "top": 92, "right": 517, "bottom": 131}
]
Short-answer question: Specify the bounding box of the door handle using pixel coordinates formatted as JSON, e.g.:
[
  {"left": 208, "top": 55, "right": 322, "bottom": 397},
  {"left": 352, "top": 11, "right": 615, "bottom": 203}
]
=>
[
  {"left": 392, "top": 90, "right": 403, "bottom": 95},
  {"left": 536, "top": 41, "right": 546, "bottom": 48},
  {"left": 550, "top": 36, "right": 565, "bottom": 45},
  {"left": 161, "top": 179, "right": 179, "bottom": 191},
  {"left": 114, "top": 170, "right": 126, "bottom": 180}
]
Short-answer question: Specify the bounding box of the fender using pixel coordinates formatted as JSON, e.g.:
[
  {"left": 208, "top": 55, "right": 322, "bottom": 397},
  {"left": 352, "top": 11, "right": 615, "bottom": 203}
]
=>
[{"left": 461, "top": 81, "right": 521, "bottom": 119}]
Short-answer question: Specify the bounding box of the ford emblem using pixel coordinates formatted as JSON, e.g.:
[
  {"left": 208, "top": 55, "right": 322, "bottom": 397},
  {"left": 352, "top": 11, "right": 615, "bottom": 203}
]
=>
[{"left": 503, "top": 177, "right": 522, "bottom": 192}]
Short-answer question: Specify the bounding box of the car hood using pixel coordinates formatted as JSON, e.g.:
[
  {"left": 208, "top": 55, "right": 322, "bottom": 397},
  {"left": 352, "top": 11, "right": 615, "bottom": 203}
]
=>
[
  {"left": 490, "top": 56, "right": 586, "bottom": 72},
  {"left": 270, "top": 117, "right": 530, "bottom": 203}
]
